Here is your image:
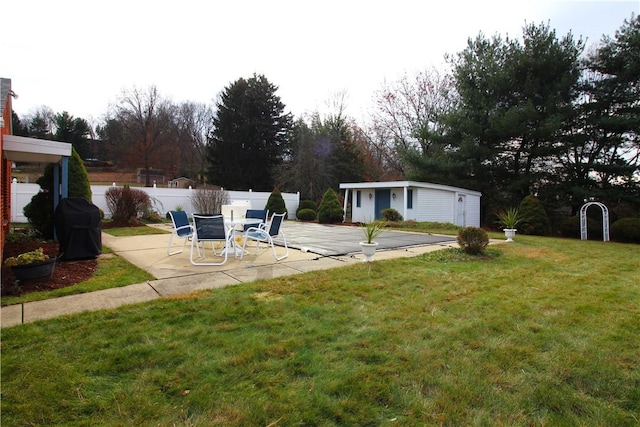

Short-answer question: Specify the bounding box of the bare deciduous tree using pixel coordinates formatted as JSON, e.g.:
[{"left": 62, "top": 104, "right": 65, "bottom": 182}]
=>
[
  {"left": 367, "top": 67, "right": 457, "bottom": 177},
  {"left": 111, "top": 86, "right": 175, "bottom": 186}
]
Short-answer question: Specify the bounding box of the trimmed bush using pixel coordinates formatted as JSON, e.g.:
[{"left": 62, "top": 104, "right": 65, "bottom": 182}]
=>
[
  {"left": 457, "top": 227, "right": 489, "bottom": 255},
  {"left": 382, "top": 208, "right": 403, "bottom": 222},
  {"left": 610, "top": 218, "right": 640, "bottom": 244},
  {"left": 297, "top": 208, "right": 317, "bottom": 222},
  {"left": 105, "top": 186, "right": 152, "bottom": 225},
  {"left": 297, "top": 199, "right": 317, "bottom": 212},
  {"left": 518, "top": 195, "right": 551, "bottom": 235},
  {"left": 317, "top": 188, "right": 344, "bottom": 224},
  {"left": 265, "top": 188, "right": 288, "bottom": 218}
]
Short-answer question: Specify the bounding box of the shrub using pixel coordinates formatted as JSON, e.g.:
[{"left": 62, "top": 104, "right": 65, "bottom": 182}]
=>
[
  {"left": 456, "top": 227, "right": 489, "bottom": 255},
  {"left": 518, "top": 195, "right": 551, "bottom": 235},
  {"left": 105, "top": 186, "right": 152, "bottom": 225},
  {"left": 317, "top": 188, "right": 344, "bottom": 224},
  {"left": 190, "top": 187, "right": 229, "bottom": 215},
  {"left": 23, "top": 147, "right": 92, "bottom": 238},
  {"left": 296, "top": 199, "right": 317, "bottom": 218},
  {"left": 265, "top": 188, "right": 288, "bottom": 218},
  {"left": 560, "top": 215, "right": 602, "bottom": 240},
  {"left": 610, "top": 218, "right": 640, "bottom": 244},
  {"left": 382, "top": 208, "right": 403, "bottom": 222},
  {"left": 296, "top": 208, "right": 317, "bottom": 222}
]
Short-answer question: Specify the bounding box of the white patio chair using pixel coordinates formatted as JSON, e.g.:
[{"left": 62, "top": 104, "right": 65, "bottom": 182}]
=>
[
  {"left": 190, "top": 214, "right": 234, "bottom": 265},
  {"left": 167, "top": 211, "right": 194, "bottom": 256},
  {"left": 241, "top": 212, "right": 288, "bottom": 261}
]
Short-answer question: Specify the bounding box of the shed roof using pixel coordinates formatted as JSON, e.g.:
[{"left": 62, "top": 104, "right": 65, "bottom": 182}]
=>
[{"left": 339, "top": 181, "right": 481, "bottom": 197}]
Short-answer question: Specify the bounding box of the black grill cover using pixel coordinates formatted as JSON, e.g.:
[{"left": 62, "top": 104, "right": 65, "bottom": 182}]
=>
[{"left": 54, "top": 198, "right": 102, "bottom": 261}]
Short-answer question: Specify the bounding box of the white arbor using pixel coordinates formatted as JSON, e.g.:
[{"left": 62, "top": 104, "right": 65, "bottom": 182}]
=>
[{"left": 580, "top": 201, "right": 609, "bottom": 242}]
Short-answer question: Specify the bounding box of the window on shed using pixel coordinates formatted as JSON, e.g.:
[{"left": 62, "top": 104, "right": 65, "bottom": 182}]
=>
[
  {"left": 407, "top": 189, "right": 413, "bottom": 209},
  {"left": 356, "top": 190, "right": 361, "bottom": 208}
]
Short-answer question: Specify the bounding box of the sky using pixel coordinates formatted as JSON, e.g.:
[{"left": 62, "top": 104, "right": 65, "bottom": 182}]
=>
[{"left": 3, "top": 0, "right": 638, "bottom": 126}]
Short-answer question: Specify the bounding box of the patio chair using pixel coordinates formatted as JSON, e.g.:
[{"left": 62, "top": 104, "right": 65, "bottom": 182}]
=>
[
  {"left": 241, "top": 212, "right": 288, "bottom": 261},
  {"left": 244, "top": 209, "right": 269, "bottom": 231},
  {"left": 190, "top": 214, "right": 234, "bottom": 265},
  {"left": 167, "top": 211, "right": 194, "bottom": 256}
]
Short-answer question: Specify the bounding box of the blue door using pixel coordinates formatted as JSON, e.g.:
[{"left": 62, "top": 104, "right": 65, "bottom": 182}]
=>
[{"left": 375, "top": 189, "right": 391, "bottom": 219}]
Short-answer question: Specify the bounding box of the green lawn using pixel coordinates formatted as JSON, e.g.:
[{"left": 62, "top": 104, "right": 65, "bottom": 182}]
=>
[{"left": 2, "top": 236, "right": 639, "bottom": 426}]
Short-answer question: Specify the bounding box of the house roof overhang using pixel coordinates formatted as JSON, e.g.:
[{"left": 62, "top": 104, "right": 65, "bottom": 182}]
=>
[{"left": 2, "top": 134, "right": 72, "bottom": 163}]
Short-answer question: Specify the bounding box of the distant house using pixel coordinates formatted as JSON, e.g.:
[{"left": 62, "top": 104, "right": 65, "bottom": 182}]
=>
[
  {"left": 168, "top": 177, "right": 194, "bottom": 189},
  {"left": 340, "top": 181, "right": 481, "bottom": 227}
]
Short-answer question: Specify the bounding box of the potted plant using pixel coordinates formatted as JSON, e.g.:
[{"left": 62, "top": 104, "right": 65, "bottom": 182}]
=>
[
  {"left": 359, "top": 220, "right": 386, "bottom": 262},
  {"left": 4, "top": 247, "right": 56, "bottom": 281},
  {"left": 496, "top": 207, "right": 522, "bottom": 242}
]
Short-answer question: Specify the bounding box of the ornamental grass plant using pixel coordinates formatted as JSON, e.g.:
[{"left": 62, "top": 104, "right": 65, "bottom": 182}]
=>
[{"left": 2, "top": 236, "right": 639, "bottom": 426}]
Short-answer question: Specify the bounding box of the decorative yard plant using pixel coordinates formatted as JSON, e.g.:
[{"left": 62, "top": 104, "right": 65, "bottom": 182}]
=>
[
  {"left": 496, "top": 207, "right": 522, "bottom": 229},
  {"left": 3, "top": 248, "right": 51, "bottom": 267},
  {"left": 361, "top": 220, "right": 386, "bottom": 244}
]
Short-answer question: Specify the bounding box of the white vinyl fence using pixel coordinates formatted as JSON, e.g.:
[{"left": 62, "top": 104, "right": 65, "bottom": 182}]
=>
[{"left": 10, "top": 181, "right": 300, "bottom": 222}]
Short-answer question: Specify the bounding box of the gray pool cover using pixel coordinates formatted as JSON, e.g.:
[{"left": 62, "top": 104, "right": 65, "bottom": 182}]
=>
[{"left": 276, "top": 222, "right": 456, "bottom": 257}]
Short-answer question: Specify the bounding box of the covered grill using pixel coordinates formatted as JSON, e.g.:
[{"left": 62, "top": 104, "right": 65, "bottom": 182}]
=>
[{"left": 54, "top": 198, "right": 102, "bottom": 260}]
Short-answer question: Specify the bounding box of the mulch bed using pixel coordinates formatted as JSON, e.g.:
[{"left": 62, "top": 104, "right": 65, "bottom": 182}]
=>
[
  {"left": 2, "top": 241, "right": 98, "bottom": 299},
  {"left": 1, "top": 221, "right": 147, "bottom": 299}
]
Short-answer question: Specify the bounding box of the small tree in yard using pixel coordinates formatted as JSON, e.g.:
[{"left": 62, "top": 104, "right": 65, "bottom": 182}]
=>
[
  {"left": 265, "top": 188, "right": 288, "bottom": 217},
  {"left": 317, "top": 188, "right": 344, "bottom": 224}
]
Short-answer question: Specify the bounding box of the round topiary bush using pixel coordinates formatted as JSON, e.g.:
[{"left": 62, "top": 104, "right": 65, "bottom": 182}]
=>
[
  {"left": 382, "top": 208, "right": 403, "bottom": 222},
  {"left": 610, "top": 218, "right": 640, "bottom": 243},
  {"left": 317, "top": 188, "right": 344, "bottom": 224},
  {"left": 456, "top": 226, "right": 489, "bottom": 255},
  {"left": 297, "top": 208, "right": 317, "bottom": 222},
  {"left": 296, "top": 200, "right": 316, "bottom": 219},
  {"left": 297, "top": 199, "right": 317, "bottom": 212}
]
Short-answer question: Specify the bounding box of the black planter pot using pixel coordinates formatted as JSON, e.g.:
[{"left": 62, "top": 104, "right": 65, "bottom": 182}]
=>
[{"left": 11, "top": 258, "right": 56, "bottom": 281}]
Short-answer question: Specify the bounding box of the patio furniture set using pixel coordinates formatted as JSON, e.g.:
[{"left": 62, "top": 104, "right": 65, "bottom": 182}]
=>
[{"left": 166, "top": 203, "right": 289, "bottom": 266}]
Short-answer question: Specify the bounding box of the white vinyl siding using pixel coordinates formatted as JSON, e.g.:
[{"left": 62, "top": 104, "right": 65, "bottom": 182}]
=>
[{"left": 415, "top": 189, "right": 453, "bottom": 223}]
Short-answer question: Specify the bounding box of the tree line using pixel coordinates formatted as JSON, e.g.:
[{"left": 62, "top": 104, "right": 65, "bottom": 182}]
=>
[{"left": 11, "top": 16, "right": 639, "bottom": 226}]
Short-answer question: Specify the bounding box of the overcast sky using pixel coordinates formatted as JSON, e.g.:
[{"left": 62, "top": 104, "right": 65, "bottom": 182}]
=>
[{"left": 3, "top": 0, "right": 638, "bottom": 125}]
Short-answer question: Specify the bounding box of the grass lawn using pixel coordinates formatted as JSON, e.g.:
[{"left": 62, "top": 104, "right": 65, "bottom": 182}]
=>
[{"left": 2, "top": 236, "right": 639, "bottom": 426}]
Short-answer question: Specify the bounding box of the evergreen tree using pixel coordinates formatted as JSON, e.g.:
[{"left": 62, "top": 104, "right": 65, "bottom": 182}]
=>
[
  {"left": 440, "top": 22, "right": 584, "bottom": 218},
  {"left": 518, "top": 195, "right": 551, "bottom": 235},
  {"left": 265, "top": 188, "right": 288, "bottom": 218},
  {"left": 53, "top": 111, "right": 92, "bottom": 160},
  {"left": 554, "top": 15, "right": 640, "bottom": 214},
  {"left": 23, "top": 148, "right": 92, "bottom": 238},
  {"left": 206, "top": 74, "right": 292, "bottom": 191},
  {"left": 317, "top": 188, "right": 344, "bottom": 224}
]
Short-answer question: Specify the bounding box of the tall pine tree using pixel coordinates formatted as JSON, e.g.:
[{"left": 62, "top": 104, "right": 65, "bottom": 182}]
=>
[{"left": 206, "top": 74, "right": 292, "bottom": 191}]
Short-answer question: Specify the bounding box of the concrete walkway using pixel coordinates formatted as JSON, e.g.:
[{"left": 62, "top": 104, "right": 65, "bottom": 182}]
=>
[{"left": 1, "top": 223, "right": 460, "bottom": 328}]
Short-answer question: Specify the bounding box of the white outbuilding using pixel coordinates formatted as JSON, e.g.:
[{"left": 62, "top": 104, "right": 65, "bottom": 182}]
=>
[{"left": 339, "top": 181, "right": 482, "bottom": 227}]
